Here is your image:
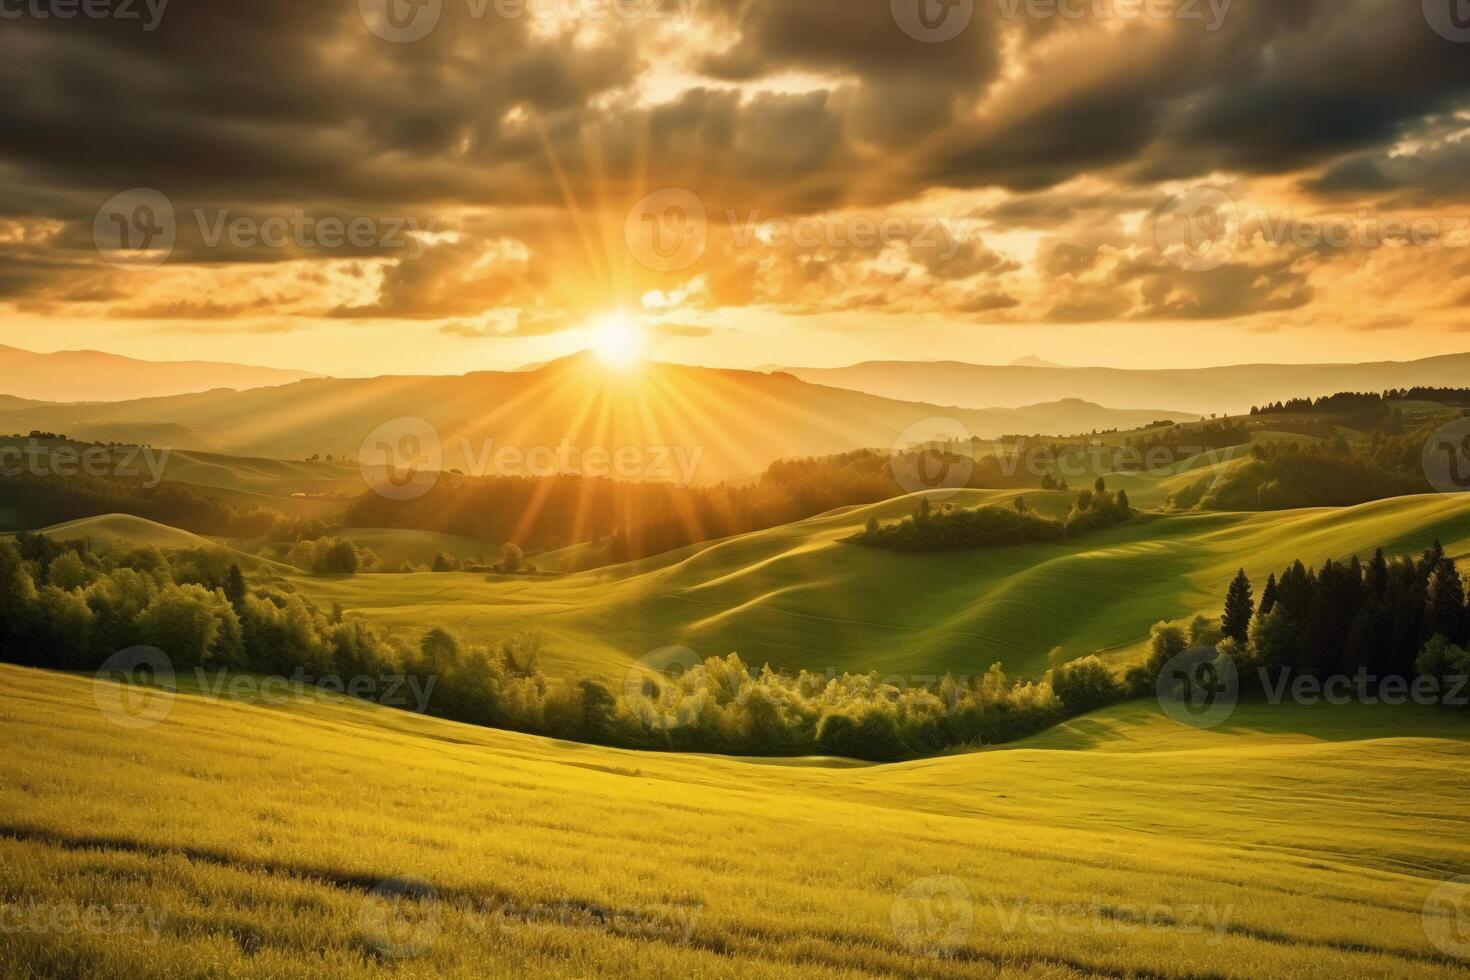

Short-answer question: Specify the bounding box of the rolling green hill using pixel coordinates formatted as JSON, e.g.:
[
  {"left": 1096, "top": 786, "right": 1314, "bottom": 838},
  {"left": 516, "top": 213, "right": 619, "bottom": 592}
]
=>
[
  {"left": 275, "top": 491, "right": 1470, "bottom": 681},
  {"left": 27, "top": 514, "right": 221, "bottom": 552},
  {"left": 3, "top": 665, "right": 1466, "bottom": 978},
  {"left": 28, "top": 486, "right": 1470, "bottom": 685}
]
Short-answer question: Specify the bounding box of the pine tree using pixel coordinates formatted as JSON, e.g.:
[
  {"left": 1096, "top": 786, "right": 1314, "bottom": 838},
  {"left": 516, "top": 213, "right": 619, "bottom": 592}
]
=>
[
  {"left": 1366, "top": 548, "right": 1389, "bottom": 600},
  {"left": 1418, "top": 541, "right": 1446, "bottom": 581},
  {"left": 224, "top": 564, "right": 247, "bottom": 611},
  {"left": 1425, "top": 558, "right": 1466, "bottom": 642},
  {"left": 1222, "top": 569, "right": 1254, "bottom": 645},
  {"left": 1258, "top": 573, "right": 1279, "bottom": 618}
]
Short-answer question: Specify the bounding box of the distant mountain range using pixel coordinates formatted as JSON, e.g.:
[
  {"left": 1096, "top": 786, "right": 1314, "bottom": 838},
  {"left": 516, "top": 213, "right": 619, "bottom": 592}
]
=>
[
  {"left": 0, "top": 354, "right": 1194, "bottom": 483},
  {"left": 779, "top": 353, "right": 1470, "bottom": 416},
  {"left": 0, "top": 345, "right": 319, "bottom": 402}
]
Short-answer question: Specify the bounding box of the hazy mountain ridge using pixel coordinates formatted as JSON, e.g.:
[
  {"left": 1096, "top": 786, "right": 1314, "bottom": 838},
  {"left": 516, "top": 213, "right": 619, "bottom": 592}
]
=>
[
  {"left": 0, "top": 345, "right": 321, "bottom": 402},
  {"left": 780, "top": 353, "right": 1470, "bottom": 416},
  {"left": 0, "top": 355, "right": 1195, "bottom": 482}
]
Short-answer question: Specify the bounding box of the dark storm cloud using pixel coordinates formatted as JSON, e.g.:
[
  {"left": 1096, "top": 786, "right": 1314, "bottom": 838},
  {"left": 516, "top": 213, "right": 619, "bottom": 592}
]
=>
[
  {"left": 0, "top": 0, "right": 1467, "bottom": 325},
  {"left": 2, "top": 0, "right": 1466, "bottom": 215},
  {"left": 1303, "top": 138, "right": 1470, "bottom": 205},
  {"left": 922, "top": 1, "right": 1470, "bottom": 192}
]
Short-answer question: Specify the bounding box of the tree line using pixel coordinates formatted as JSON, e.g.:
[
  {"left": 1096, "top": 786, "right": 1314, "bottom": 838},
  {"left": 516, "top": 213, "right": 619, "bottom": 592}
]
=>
[
  {"left": 1169, "top": 413, "right": 1463, "bottom": 512},
  {"left": 1209, "top": 545, "right": 1469, "bottom": 688},
  {"left": 0, "top": 531, "right": 1149, "bottom": 761},
  {"left": 0, "top": 470, "right": 290, "bottom": 538},
  {"left": 1251, "top": 389, "right": 1470, "bottom": 416},
  {"left": 855, "top": 481, "right": 1132, "bottom": 552}
]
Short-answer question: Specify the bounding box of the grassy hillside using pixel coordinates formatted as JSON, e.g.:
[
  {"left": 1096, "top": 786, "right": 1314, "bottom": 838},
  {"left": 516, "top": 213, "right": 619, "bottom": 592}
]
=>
[
  {"left": 24, "top": 489, "right": 1470, "bottom": 684},
  {"left": 28, "top": 514, "right": 220, "bottom": 551},
  {"left": 277, "top": 491, "right": 1470, "bottom": 681},
  {"left": 151, "top": 448, "right": 360, "bottom": 498},
  {"left": 330, "top": 527, "right": 497, "bottom": 568},
  {"left": 2, "top": 665, "right": 1467, "bottom": 978}
]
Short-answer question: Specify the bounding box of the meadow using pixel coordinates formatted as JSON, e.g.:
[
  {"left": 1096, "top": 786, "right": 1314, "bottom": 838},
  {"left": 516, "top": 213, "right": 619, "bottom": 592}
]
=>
[
  {"left": 2, "top": 664, "right": 1468, "bottom": 978},
  {"left": 33, "top": 481, "right": 1470, "bottom": 686},
  {"left": 276, "top": 489, "right": 1470, "bottom": 681}
]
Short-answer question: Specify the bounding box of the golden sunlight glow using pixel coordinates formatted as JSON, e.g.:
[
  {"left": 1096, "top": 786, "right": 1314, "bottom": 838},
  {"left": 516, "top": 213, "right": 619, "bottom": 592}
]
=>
[{"left": 591, "top": 312, "right": 645, "bottom": 368}]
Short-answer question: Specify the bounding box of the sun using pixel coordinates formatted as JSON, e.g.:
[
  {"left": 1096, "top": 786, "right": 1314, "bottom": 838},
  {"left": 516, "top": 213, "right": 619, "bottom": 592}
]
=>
[{"left": 591, "top": 312, "right": 645, "bottom": 368}]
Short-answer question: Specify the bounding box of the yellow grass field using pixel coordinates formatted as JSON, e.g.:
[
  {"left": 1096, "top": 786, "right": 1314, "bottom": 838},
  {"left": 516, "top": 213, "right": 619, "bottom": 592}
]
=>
[{"left": 3, "top": 665, "right": 1469, "bottom": 978}]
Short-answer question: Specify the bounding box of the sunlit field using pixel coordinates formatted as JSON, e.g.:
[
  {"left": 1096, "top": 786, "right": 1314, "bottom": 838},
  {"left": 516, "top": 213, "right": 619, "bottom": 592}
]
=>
[
  {"left": 261, "top": 490, "right": 1470, "bottom": 680},
  {"left": 8, "top": 3, "right": 1470, "bottom": 976},
  {"left": 2, "top": 666, "right": 1468, "bottom": 978}
]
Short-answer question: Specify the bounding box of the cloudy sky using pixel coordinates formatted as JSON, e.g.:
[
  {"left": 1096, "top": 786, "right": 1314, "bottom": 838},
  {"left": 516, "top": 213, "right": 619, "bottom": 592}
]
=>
[{"left": 2, "top": 0, "right": 1469, "bottom": 374}]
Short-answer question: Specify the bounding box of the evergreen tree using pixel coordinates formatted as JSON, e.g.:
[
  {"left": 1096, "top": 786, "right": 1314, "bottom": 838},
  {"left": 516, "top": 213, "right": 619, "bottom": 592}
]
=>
[
  {"left": 1258, "top": 573, "right": 1279, "bottom": 617},
  {"left": 1094, "top": 476, "right": 1106, "bottom": 493},
  {"left": 1366, "top": 549, "right": 1389, "bottom": 601},
  {"left": 1418, "top": 541, "right": 1446, "bottom": 581},
  {"left": 1222, "top": 569, "right": 1254, "bottom": 645},
  {"left": 224, "top": 563, "right": 247, "bottom": 611},
  {"left": 1425, "top": 558, "right": 1466, "bottom": 643}
]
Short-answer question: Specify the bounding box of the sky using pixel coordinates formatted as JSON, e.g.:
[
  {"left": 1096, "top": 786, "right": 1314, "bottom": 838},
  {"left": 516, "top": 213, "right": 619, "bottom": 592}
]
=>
[{"left": 1, "top": 0, "right": 1469, "bottom": 376}]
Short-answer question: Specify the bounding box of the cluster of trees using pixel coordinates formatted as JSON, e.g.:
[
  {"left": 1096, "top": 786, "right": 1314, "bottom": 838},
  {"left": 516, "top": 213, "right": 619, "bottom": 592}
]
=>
[
  {"left": 0, "top": 531, "right": 1150, "bottom": 761},
  {"left": 855, "top": 497, "right": 1066, "bottom": 552},
  {"left": 856, "top": 481, "right": 1132, "bottom": 552},
  {"left": 1171, "top": 408, "right": 1470, "bottom": 512},
  {"left": 1176, "top": 447, "right": 1415, "bottom": 512},
  {"left": 0, "top": 534, "right": 581, "bottom": 736},
  {"left": 617, "top": 654, "right": 1128, "bottom": 760},
  {"left": 1062, "top": 484, "right": 1134, "bottom": 536},
  {"left": 247, "top": 519, "right": 390, "bottom": 575},
  {"left": 430, "top": 544, "right": 530, "bottom": 575},
  {"left": 1211, "top": 546, "right": 1469, "bottom": 686},
  {"left": 281, "top": 536, "right": 377, "bottom": 575},
  {"left": 1121, "top": 420, "right": 1250, "bottom": 464}
]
